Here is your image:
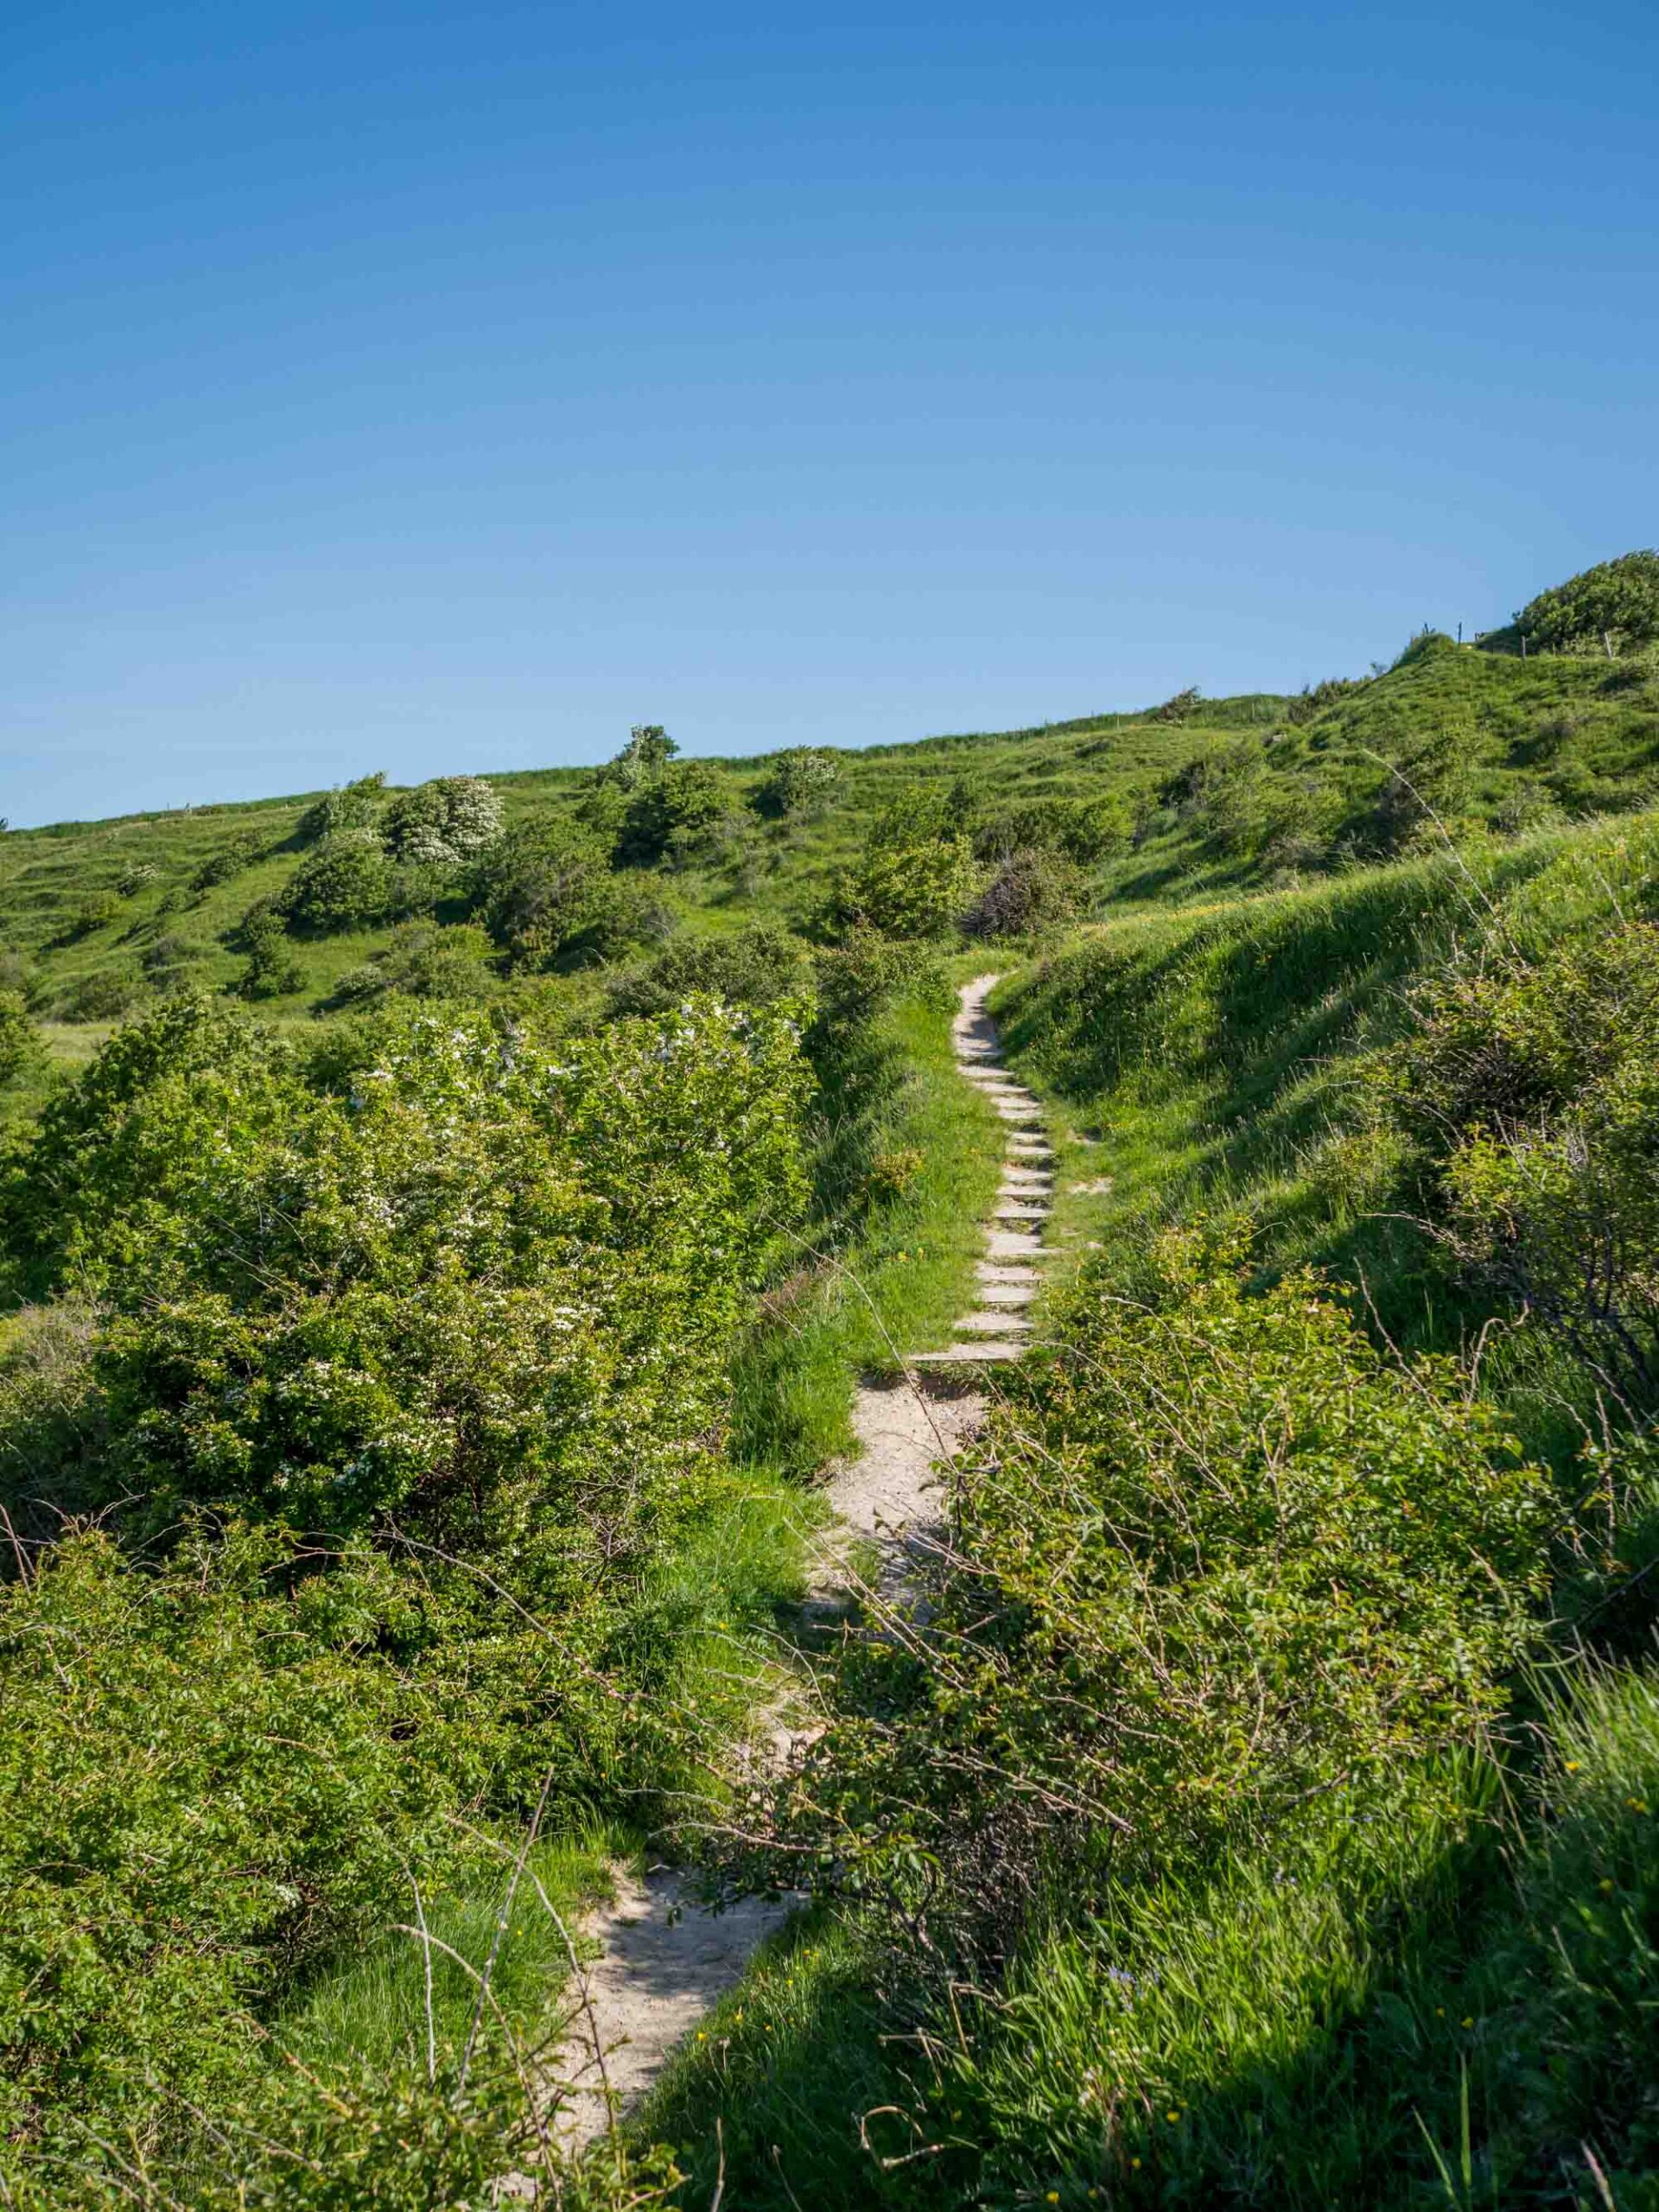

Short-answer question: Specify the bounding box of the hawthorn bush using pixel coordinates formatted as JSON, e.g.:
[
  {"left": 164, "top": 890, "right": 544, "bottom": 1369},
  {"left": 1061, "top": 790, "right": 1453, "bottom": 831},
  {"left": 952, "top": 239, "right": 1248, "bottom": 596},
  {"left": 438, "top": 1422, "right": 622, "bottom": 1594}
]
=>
[
  {"left": 0, "top": 993, "right": 810, "bottom": 1549},
  {"left": 732, "top": 1234, "right": 1554, "bottom": 1976}
]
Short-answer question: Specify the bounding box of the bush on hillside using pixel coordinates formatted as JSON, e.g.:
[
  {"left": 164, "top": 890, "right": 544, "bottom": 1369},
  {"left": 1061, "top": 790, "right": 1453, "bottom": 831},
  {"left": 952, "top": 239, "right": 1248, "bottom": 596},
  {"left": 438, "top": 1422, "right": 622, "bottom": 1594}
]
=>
[
  {"left": 1150, "top": 685, "right": 1202, "bottom": 721},
  {"left": 58, "top": 893, "right": 122, "bottom": 943},
  {"left": 0, "top": 1524, "right": 490, "bottom": 2158},
  {"left": 1284, "top": 673, "right": 1365, "bottom": 724},
  {"left": 137, "top": 932, "right": 201, "bottom": 993},
  {"left": 0, "top": 991, "right": 43, "bottom": 1086},
  {"left": 52, "top": 968, "right": 143, "bottom": 1022},
  {"left": 613, "top": 760, "right": 733, "bottom": 868},
  {"left": 470, "top": 819, "right": 658, "bottom": 969},
  {"left": 328, "top": 921, "right": 496, "bottom": 1007},
  {"left": 0, "top": 992, "right": 810, "bottom": 1548},
  {"left": 188, "top": 830, "right": 264, "bottom": 897},
  {"left": 1517, "top": 550, "right": 1659, "bottom": 658},
  {"left": 234, "top": 899, "right": 306, "bottom": 999},
  {"left": 963, "top": 846, "right": 1085, "bottom": 938},
  {"left": 1364, "top": 721, "right": 1476, "bottom": 851},
  {"left": 601, "top": 722, "right": 678, "bottom": 789},
  {"left": 605, "top": 922, "right": 810, "bottom": 1019},
  {"left": 1391, "top": 627, "right": 1459, "bottom": 669},
  {"left": 732, "top": 1233, "right": 1553, "bottom": 1976},
  {"left": 281, "top": 829, "right": 396, "bottom": 934},
  {"left": 1379, "top": 918, "right": 1659, "bottom": 1409},
  {"left": 379, "top": 776, "right": 503, "bottom": 868},
  {"left": 753, "top": 747, "right": 841, "bottom": 823},
  {"left": 971, "top": 794, "right": 1128, "bottom": 864},
  {"left": 831, "top": 831, "right": 980, "bottom": 939},
  {"left": 295, "top": 772, "right": 386, "bottom": 846}
]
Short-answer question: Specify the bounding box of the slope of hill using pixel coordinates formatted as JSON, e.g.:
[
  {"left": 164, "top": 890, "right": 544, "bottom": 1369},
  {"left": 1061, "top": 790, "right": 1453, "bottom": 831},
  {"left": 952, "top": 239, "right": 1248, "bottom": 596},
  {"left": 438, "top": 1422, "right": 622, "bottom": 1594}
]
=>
[
  {"left": 2, "top": 559, "right": 1658, "bottom": 2209},
  {"left": 3, "top": 623, "right": 1655, "bottom": 1084}
]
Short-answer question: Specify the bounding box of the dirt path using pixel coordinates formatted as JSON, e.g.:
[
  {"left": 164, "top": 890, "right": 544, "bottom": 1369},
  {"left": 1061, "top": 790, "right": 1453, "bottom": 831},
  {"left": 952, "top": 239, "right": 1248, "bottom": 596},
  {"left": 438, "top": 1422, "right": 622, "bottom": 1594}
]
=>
[{"left": 550, "top": 975, "right": 1053, "bottom": 2152}]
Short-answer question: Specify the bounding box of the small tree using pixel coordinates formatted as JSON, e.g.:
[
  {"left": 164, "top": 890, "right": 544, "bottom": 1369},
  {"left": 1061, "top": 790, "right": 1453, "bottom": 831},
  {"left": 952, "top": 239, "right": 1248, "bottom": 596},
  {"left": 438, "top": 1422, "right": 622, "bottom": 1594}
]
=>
[
  {"left": 380, "top": 776, "right": 504, "bottom": 868},
  {"left": 294, "top": 772, "right": 386, "bottom": 846},
  {"left": 0, "top": 990, "right": 43, "bottom": 1087},
  {"left": 236, "top": 901, "right": 305, "bottom": 998},
  {"left": 280, "top": 831, "right": 393, "bottom": 934},
  {"left": 470, "top": 820, "right": 653, "bottom": 969},
  {"left": 604, "top": 724, "right": 679, "bottom": 789},
  {"left": 615, "top": 760, "right": 731, "bottom": 868},
  {"left": 753, "top": 747, "right": 841, "bottom": 823},
  {"left": 834, "top": 833, "right": 981, "bottom": 939}
]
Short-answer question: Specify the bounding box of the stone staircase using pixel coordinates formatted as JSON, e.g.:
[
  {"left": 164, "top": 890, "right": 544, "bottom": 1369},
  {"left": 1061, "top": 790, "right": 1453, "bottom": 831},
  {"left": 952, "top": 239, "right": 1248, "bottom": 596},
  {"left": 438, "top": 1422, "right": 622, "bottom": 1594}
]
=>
[{"left": 910, "top": 974, "right": 1052, "bottom": 1366}]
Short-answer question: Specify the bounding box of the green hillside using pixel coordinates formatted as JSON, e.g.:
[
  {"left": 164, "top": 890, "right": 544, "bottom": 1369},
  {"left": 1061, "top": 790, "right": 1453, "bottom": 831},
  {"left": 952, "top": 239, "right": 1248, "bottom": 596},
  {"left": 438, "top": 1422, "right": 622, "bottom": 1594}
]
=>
[
  {"left": 3, "top": 554, "right": 1659, "bottom": 2209},
  {"left": 4, "top": 616, "right": 1656, "bottom": 1083}
]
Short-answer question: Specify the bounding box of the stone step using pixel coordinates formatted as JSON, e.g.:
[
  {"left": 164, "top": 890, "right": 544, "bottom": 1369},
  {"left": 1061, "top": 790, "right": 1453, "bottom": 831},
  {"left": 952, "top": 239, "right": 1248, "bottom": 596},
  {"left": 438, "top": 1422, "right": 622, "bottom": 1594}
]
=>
[
  {"left": 988, "top": 1230, "right": 1045, "bottom": 1260},
  {"left": 910, "top": 1343, "right": 1024, "bottom": 1366},
  {"left": 956, "top": 1309, "right": 1031, "bottom": 1335},
  {"left": 978, "top": 1282, "right": 1036, "bottom": 1306},
  {"left": 976, "top": 1262, "right": 1039, "bottom": 1285}
]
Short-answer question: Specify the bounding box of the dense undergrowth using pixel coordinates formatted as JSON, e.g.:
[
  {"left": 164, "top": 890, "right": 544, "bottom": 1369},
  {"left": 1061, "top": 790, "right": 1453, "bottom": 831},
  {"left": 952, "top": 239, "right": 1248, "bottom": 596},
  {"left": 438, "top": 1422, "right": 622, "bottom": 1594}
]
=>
[{"left": 3, "top": 555, "right": 1659, "bottom": 2205}]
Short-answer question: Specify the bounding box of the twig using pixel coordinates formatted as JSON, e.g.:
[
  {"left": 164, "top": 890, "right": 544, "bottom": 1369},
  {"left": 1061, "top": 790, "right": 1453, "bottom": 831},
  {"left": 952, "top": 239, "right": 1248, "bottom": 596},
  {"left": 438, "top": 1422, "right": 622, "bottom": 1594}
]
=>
[
  {"left": 411, "top": 1876, "right": 437, "bottom": 2085},
  {"left": 459, "top": 1760, "right": 558, "bottom": 2094}
]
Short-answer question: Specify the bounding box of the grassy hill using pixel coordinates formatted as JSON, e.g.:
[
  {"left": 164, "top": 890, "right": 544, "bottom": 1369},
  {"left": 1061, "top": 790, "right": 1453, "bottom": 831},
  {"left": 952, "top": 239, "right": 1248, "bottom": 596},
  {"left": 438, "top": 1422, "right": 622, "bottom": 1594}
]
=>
[
  {"left": 3, "top": 554, "right": 1659, "bottom": 2208},
  {"left": 4, "top": 624, "right": 1656, "bottom": 1080}
]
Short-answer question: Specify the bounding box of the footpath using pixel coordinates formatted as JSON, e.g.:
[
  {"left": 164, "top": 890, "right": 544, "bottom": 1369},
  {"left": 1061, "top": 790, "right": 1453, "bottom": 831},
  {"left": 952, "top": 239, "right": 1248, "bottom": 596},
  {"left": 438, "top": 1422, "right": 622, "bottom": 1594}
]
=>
[{"left": 551, "top": 975, "right": 1053, "bottom": 2151}]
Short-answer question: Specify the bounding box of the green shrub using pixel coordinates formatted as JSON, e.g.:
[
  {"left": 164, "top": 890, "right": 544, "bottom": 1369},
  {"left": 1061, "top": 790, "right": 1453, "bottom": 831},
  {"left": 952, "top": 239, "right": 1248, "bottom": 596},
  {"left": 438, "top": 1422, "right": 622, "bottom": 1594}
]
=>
[
  {"left": 601, "top": 722, "right": 677, "bottom": 789},
  {"left": 470, "top": 819, "right": 656, "bottom": 968},
  {"left": 0, "top": 993, "right": 810, "bottom": 1548},
  {"left": 972, "top": 794, "right": 1128, "bottom": 864},
  {"left": 0, "top": 1524, "right": 489, "bottom": 2157},
  {"left": 753, "top": 747, "right": 841, "bottom": 823},
  {"left": 614, "top": 760, "right": 733, "bottom": 868},
  {"left": 735, "top": 1234, "right": 1554, "bottom": 1974},
  {"left": 380, "top": 776, "right": 503, "bottom": 867},
  {"left": 236, "top": 899, "right": 306, "bottom": 998},
  {"left": 281, "top": 829, "right": 395, "bottom": 933},
  {"left": 962, "top": 845, "right": 1085, "bottom": 937},
  {"left": 1517, "top": 549, "right": 1659, "bottom": 658},
  {"left": 60, "top": 893, "right": 121, "bottom": 942},
  {"left": 188, "top": 829, "right": 264, "bottom": 896},
  {"left": 328, "top": 921, "right": 495, "bottom": 1006},
  {"left": 52, "top": 967, "right": 143, "bottom": 1022},
  {"left": 0, "top": 990, "right": 43, "bottom": 1085},
  {"left": 1379, "top": 918, "right": 1659, "bottom": 1408},
  {"left": 832, "top": 830, "right": 980, "bottom": 938},
  {"left": 137, "top": 931, "right": 200, "bottom": 992},
  {"left": 295, "top": 772, "right": 387, "bottom": 845},
  {"left": 605, "top": 922, "right": 810, "bottom": 1019}
]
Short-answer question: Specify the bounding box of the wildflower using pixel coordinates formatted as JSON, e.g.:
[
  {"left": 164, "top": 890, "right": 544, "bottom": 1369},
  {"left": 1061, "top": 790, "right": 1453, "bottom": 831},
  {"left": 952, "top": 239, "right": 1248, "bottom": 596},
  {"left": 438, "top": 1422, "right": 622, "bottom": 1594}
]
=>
[
  {"left": 1130, "top": 2158, "right": 1141, "bottom": 2171},
  {"left": 1461, "top": 2017, "right": 1474, "bottom": 2029},
  {"left": 1046, "top": 2196, "right": 1059, "bottom": 2205},
  {"left": 1166, "top": 2110, "right": 1180, "bottom": 2123},
  {"left": 1599, "top": 1878, "right": 1615, "bottom": 1894},
  {"left": 1626, "top": 1798, "right": 1649, "bottom": 1814},
  {"left": 1565, "top": 1761, "right": 1582, "bottom": 1773}
]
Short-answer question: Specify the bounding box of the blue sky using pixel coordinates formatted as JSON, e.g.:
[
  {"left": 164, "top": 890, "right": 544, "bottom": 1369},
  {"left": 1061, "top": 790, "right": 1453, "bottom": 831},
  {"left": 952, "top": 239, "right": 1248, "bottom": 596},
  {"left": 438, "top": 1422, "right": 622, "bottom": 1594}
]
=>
[{"left": 4, "top": 3, "right": 1656, "bottom": 825}]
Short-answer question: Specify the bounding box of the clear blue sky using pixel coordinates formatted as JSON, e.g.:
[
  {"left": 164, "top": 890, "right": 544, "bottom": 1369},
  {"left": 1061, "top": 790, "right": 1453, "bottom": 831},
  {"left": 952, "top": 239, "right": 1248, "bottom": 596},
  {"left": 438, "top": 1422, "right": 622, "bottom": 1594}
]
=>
[{"left": 4, "top": 2, "right": 1656, "bottom": 825}]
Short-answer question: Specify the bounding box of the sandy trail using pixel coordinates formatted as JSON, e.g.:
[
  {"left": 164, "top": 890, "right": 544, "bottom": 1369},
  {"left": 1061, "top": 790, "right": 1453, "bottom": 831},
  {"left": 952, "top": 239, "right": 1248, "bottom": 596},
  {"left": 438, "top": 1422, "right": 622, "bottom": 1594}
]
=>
[{"left": 550, "top": 974, "right": 1052, "bottom": 2153}]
